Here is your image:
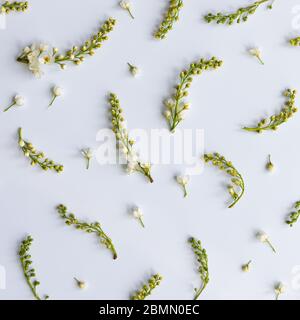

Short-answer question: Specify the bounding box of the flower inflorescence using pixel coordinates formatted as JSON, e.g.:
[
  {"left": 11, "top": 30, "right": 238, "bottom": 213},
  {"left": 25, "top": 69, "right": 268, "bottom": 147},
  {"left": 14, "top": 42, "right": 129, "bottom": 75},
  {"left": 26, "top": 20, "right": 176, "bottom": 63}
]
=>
[
  {"left": 189, "top": 237, "right": 209, "bottom": 300},
  {"left": 131, "top": 274, "right": 163, "bottom": 300},
  {"left": 17, "top": 18, "right": 116, "bottom": 77},
  {"left": 204, "top": 0, "right": 273, "bottom": 25},
  {"left": 164, "top": 57, "right": 223, "bottom": 133},
  {"left": 18, "top": 128, "right": 64, "bottom": 173},
  {"left": 19, "top": 235, "right": 48, "bottom": 300},
  {"left": 243, "top": 89, "right": 297, "bottom": 133},
  {"left": 109, "top": 93, "right": 154, "bottom": 183},
  {"left": 1, "top": 1, "right": 28, "bottom": 14},
  {"left": 154, "top": 0, "right": 183, "bottom": 40},
  {"left": 56, "top": 204, "right": 117, "bottom": 260},
  {"left": 286, "top": 201, "right": 300, "bottom": 227},
  {"left": 204, "top": 153, "right": 245, "bottom": 208}
]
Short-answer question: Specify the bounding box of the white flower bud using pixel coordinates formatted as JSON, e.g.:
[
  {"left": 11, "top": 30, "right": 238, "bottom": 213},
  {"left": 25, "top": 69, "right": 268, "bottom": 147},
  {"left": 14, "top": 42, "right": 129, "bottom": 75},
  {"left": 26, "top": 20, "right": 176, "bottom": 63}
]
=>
[
  {"left": 164, "top": 110, "right": 172, "bottom": 119},
  {"left": 39, "top": 44, "right": 48, "bottom": 52},
  {"left": 53, "top": 86, "right": 63, "bottom": 97},
  {"left": 14, "top": 95, "right": 25, "bottom": 106},
  {"left": 256, "top": 232, "right": 268, "bottom": 243},
  {"left": 120, "top": 0, "right": 131, "bottom": 10},
  {"left": 176, "top": 175, "right": 189, "bottom": 186},
  {"left": 132, "top": 207, "right": 143, "bottom": 219}
]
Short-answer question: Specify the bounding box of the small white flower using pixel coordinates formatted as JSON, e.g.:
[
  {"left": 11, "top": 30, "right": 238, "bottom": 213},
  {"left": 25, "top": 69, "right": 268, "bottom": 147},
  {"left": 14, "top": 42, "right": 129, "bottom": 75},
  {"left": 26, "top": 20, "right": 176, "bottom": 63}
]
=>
[
  {"left": 249, "top": 47, "right": 264, "bottom": 65},
  {"left": 257, "top": 232, "right": 268, "bottom": 243},
  {"left": 127, "top": 63, "right": 139, "bottom": 77},
  {"left": 14, "top": 95, "right": 25, "bottom": 106},
  {"left": 132, "top": 207, "right": 145, "bottom": 228},
  {"left": 132, "top": 207, "right": 143, "bottom": 219},
  {"left": 39, "top": 44, "right": 49, "bottom": 52},
  {"left": 164, "top": 99, "right": 175, "bottom": 109},
  {"left": 119, "top": 0, "right": 134, "bottom": 19},
  {"left": 164, "top": 110, "right": 172, "bottom": 120},
  {"left": 256, "top": 231, "right": 276, "bottom": 253},
  {"left": 81, "top": 148, "right": 93, "bottom": 170},
  {"left": 23, "top": 46, "right": 31, "bottom": 54},
  {"left": 26, "top": 48, "right": 44, "bottom": 78},
  {"left": 126, "top": 161, "right": 136, "bottom": 174},
  {"left": 39, "top": 53, "right": 54, "bottom": 65},
  {"left": 49, "top": 86, "right": 63, "bottom": 107},
  {"left": 119, "top": 0, "right": 130, "bottom": 9},
  {"left": 176, "top": 175, "right": 189, "bottom": 198},
  {"left": 274, "top": 283, "right": 285, "bottom": 300},
  {"left": 53, "top": 86, "right": 63, "bottom": 97},
  {"left": 4, "top": 95, "right": 25, "bottom": 112}
]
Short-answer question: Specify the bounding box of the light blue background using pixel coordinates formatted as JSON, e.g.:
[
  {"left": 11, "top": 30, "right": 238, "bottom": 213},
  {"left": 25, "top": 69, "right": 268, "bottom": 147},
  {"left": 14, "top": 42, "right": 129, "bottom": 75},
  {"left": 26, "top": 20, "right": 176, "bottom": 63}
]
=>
[{"left": 0, "top": 0, "right": 300, "bottom": 300}]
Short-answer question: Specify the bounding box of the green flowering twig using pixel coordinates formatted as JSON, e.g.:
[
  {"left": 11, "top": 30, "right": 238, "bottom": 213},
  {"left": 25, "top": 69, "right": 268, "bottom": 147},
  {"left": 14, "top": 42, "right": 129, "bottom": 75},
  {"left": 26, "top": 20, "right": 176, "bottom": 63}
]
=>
[
  {"left": 154, "top": 0, "right": 183, "bottom": 40},
  {"left": 164, "top": 57, "right": 223, "bottom": 133},
  {"left": 290, "top": 37, "right": 300, "bottom": 46},
  {"left": 17, "top": 18, "right": 116, "bottom": 73},
  {"left": 19, "top": 235, "right": 48, "bottom": 300},
  {"left": 56, "top": 204, "right": 117, "bottom": 260},
  {"left": 109, "top": 93, "right": 154, "bottom": 183},
  {"left": 204, "top": 0, "right": 274, "bottom": 25},
  {"left": 286, "top": 201, "right": 300, "bottom": 227},
  {"left": 243, "top": 89, "right": 298, "bottom": 133},
  {"left": 1, "top": 1, "right": 28, "bottom": 14},
  {"left": 17, "top": 128, "right": 64, "bottom": 173},
  {"left": 204, "top": 153, "right": 245, "bottom": 208},
  {"left": 131, "top": 274, "right": 163, "bottom": 300},
  {"left": 189, "top": 237, "right": 209, "bottom": 300}
]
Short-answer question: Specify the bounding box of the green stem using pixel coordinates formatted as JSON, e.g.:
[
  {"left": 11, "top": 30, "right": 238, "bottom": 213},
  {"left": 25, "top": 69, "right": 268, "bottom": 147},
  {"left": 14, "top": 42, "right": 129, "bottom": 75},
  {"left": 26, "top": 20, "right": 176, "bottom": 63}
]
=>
[
  {"left": 48, "top": 96, "right": 57, "bottom": 107},
  {"left": 266, "top": 239, "right": 276, "bottom": 253},
  {"left": 127, "top": 8, "right": 134, "bottom": 19},
  {"left": 20, "top": 256, "right": 41, "bottom": 300},
  {"left": 228, "top": 182, "right": 245, "bottom": 208},
  {"left": 4, "top": 102, "right": 16, "bottom": 112},
  {"left": 138, "top": 217, "right": 145, "bottom": 228},
  {"left": 217, "top": 157, "right": 245, "bottom": 209},
  {"left": 183, "top": 185, "right": 188, "bottom": 198},
  {"left": 194, "top": 283, "right": 206, "bottom": 300},
  {"left": 256, "top": 55, "right": 265, "bottom": 65},
  {"left": 170, "top": 71, "right": 192, "bottom": 132},
  {"left": 243, "top": 126, "right": 261, "bottom": 132},
  {"left": 137, "top": 162, "right": 154, "bottom": 183}
]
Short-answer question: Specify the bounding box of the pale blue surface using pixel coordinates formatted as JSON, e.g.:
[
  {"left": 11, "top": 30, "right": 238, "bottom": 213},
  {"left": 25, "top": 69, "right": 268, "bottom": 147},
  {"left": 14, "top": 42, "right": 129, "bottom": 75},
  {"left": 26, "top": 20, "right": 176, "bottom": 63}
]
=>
[{"left": 0, "top": 0, "right": 300, "bottom": 300}]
